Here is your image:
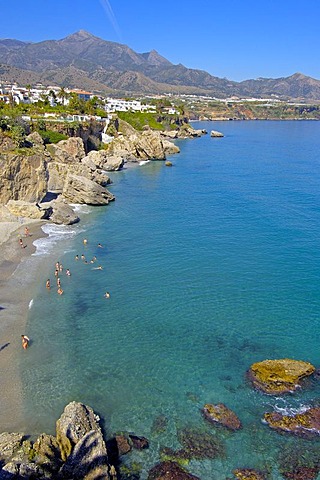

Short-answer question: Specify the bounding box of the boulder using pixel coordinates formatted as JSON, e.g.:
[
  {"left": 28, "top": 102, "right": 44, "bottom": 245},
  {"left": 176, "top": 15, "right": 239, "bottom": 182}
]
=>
[
  {"left": 46, "top": 137, "right": 85, "bottom": 164},
  {"left": 211, "top": 130, "right": 224, "bottom": 137},
  {"left": 114, "top": 435, "right": 132, "bottom": 455},
  {"left": 105, "top": 130, "right": 167, "bottom": 162},
  {"left": 162, "top": 140, "right": 180, "bottom": 155},
  {"left": 25, "top": 132, "right": 46, "bottom": 155},
  {"left": 0, "top": 152, "right": 48, "bottom": 204},
  {"left": 147, "top": 461, "right": 200, "bottom": 480},
  {"left": 85, "top": 151, "right": 124, "bottom": 171},
  {"left": 264, "top": 406, "right": 320, "bottom": 437},
  {"left": 45, "top": 198, "right": 80, "bottom": 225},
  {"left": 62, "top": 173, "right": 115, "bottom": 205},
  {"left": 248, "top": 359, "right": 315, "bottom": 394},
  {"left": 56, "top": 401, "right": 105, "bottom": 462},
  {"left": 202, "top": 403, "right": 242, "bottom": 430},
  {"left": 48, "top": 160, "right": 111, "bottom": 192}
]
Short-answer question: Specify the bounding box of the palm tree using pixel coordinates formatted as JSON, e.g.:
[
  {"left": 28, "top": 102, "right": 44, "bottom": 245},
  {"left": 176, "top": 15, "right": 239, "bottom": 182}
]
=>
[{"left": 58, "top": 87, "right": 68, "bottom": 105}]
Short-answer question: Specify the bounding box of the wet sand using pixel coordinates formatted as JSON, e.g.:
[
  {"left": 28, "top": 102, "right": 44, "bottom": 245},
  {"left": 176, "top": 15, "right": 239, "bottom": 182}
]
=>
[{"left": 0, "top": 220, "right": 46, "bottom": 432}]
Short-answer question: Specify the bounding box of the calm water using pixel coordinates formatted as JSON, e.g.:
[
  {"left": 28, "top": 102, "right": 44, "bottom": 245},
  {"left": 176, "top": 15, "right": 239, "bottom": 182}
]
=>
[{"left": 22, "top": 121, "right": 320, "bottom": 479}]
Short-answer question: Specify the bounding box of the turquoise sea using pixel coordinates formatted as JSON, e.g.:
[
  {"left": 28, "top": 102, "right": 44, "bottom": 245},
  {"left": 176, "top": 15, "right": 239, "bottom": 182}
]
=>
[{"left": 21, "top": 121, "right": 320, "bottom": 479}]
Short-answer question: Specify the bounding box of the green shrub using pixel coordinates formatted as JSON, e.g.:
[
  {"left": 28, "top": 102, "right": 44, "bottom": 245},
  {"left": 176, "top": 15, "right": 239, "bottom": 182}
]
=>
[
  {"left": 38, "top": 130, "right": 68, "bottom": 144},
  {"left": 117, "top": 111, "right": 164, "bottom": 131}
]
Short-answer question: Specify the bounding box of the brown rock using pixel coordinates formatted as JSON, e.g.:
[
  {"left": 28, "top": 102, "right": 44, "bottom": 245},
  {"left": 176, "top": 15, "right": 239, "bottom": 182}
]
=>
[
  {"left": 202, "top": 403, "right": 242, "bottom": 430},
  {"left": 148, "top": 461, "right": 200, "bottom": 480},
  {"left": 128, "top": 434, "right": 149, "bottom": 450},
  {"left": 248, "top": 359, "right": 315, "bottom": 394},
  {"left": 264, "top": 406, "right": 320, "bottom": 437},
  {"left": 115, "top": 435, "right": 132, "bottom": 455}
]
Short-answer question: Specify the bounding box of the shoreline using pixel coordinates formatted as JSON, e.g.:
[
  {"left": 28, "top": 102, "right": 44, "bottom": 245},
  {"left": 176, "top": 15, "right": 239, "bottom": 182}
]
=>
[{"left": 0, "top": 219, "right": 47, "bottom": 432}]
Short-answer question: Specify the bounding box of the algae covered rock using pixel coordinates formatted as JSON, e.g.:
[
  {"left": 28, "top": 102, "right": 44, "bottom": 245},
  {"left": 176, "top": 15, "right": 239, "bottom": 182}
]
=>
[
  {"left": 148, "top": 460, "right": 200, "bottom": 480},
  {"left": 202, "top": 403, "right": 242, "bottom": 431},
  {"left": 232, "top": 468, "right": 266, "bottom": 479},
  {"left": 248, "top": 359, "right": 315, "bottom": 394},
  {"left": 264, "top": 406, "right": 320, "bottom": 437}
]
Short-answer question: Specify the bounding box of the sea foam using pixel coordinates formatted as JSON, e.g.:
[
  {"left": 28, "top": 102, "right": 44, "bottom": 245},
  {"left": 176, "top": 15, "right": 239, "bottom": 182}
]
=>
[{"left": 32, "top": 223, "right": 81, "bottom": 257}]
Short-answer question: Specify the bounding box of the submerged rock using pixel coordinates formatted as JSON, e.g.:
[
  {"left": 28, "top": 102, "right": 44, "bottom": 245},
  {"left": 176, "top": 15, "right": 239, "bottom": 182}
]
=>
[
  {"left": 264, "top": 406, "right": 320, "bottom": 437},
  {"left": 202, "top": 403, "right": 242, "bottom": 430},
  {"left": 278, "top": 443, "right": 320, "bottom": 479},
  {"left": 148, "top": 460, "right": 200, "bottom": 480},
  {"left": 248, "top": 359, "right": 315, "bottom": 394},
  {"left": 176, "top": 427, "right": 225, "bottom": 460},
  {"left": 151, "top": 415, "right": 169, "bottom": 434},
  {"left": 128, "top": 434, "right": 149, "bottom": 450}
]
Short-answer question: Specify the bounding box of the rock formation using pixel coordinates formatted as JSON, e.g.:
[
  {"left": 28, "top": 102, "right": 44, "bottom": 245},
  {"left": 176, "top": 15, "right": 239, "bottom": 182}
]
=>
[
  {"left": 202, "top": 403, "right": 242, "bottom": 430},
  {"left": 263, "top": 406, "right": 320, "bottom": 437},
  {"left": 248, "top": 359, "right": 315, "bottom": 394},
  {"left": 211, "top": 130, "right": 224, "bottom": 137}
]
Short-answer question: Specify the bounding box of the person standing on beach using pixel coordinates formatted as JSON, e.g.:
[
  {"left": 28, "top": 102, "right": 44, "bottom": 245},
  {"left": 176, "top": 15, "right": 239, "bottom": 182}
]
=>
[
  {"left": 24, "top": 227, "right": 30, "bottom": 237},
  {"left": 21, "top": 335, "right": 29, "bottom": 349},
  {"left": 19, "top": 238, "right": 25, "bottom": 248}
]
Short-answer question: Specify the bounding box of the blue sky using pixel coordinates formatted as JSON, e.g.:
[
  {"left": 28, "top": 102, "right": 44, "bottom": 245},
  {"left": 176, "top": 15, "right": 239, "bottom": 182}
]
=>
[{"left": 2, "top": 0, "right": 319, "bottom": 82}]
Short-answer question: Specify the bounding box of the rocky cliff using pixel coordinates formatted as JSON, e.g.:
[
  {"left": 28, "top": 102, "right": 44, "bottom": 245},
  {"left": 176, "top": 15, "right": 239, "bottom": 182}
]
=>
[{"left": 0, "top": 119, "right": 183, "bottom": 225}]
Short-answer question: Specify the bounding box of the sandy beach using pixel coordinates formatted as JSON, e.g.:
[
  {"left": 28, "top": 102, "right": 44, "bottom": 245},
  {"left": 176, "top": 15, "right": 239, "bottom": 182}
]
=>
[{"left": 0, "top": 220, "right": 46, "bottom": 432}]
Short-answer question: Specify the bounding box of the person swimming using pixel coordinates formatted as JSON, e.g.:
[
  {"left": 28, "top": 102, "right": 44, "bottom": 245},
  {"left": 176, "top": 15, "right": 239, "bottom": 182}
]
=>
[
  {"left": 57, "top": 287, "right": 64, "bottom": 295},
  {"left": 92, "top": 265, "right": 103, "bottom": 270},
  {"left": 104, "top": 292, "right": 110, "bottom": 298}
]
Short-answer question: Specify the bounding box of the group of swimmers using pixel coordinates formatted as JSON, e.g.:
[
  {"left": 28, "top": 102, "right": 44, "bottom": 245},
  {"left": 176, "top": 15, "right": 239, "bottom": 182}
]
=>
[
  {"left": 46, "top": 261, "right": 71, "bottom": 296},
  {"left": 74, "top": 239, "right": 110, "bottom": 298},
  {"left": 23, "top": 238, "right": 110, "bottom": 350}
]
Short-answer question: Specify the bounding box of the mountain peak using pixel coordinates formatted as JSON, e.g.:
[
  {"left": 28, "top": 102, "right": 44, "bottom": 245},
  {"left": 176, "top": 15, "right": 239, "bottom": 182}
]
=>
[
  {"left": 141, "top": 49, "right": 172, "bottom": 67},
  {"left": 65, "top": 30, "right": 96, "bottom": 41}
]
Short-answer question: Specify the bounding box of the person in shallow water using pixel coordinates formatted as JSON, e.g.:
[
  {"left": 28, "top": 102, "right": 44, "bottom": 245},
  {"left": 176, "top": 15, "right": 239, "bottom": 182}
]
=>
[
  {"left": 21, "top": 335, "right": 29, "bottom": 349},
  {"left": 46, "top": 279, "right": 50, "bottom": 289}
]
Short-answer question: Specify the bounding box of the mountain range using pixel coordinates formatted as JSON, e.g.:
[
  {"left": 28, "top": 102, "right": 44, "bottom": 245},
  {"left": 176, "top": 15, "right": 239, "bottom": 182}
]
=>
[{"left": 1, "top": 30, "right": 320, "bottom": 102}]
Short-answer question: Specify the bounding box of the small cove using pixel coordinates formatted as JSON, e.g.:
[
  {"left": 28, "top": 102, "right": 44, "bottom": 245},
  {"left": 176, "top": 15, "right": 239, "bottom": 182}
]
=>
[{"left": 21, "top": 121, "right": 320, "bottom": 479}]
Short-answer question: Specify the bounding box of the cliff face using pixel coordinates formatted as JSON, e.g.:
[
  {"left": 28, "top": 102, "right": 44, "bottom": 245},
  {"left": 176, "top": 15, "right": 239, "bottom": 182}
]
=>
[{"left": 0, "top": 151, "right": 48, "bottom": 204}]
